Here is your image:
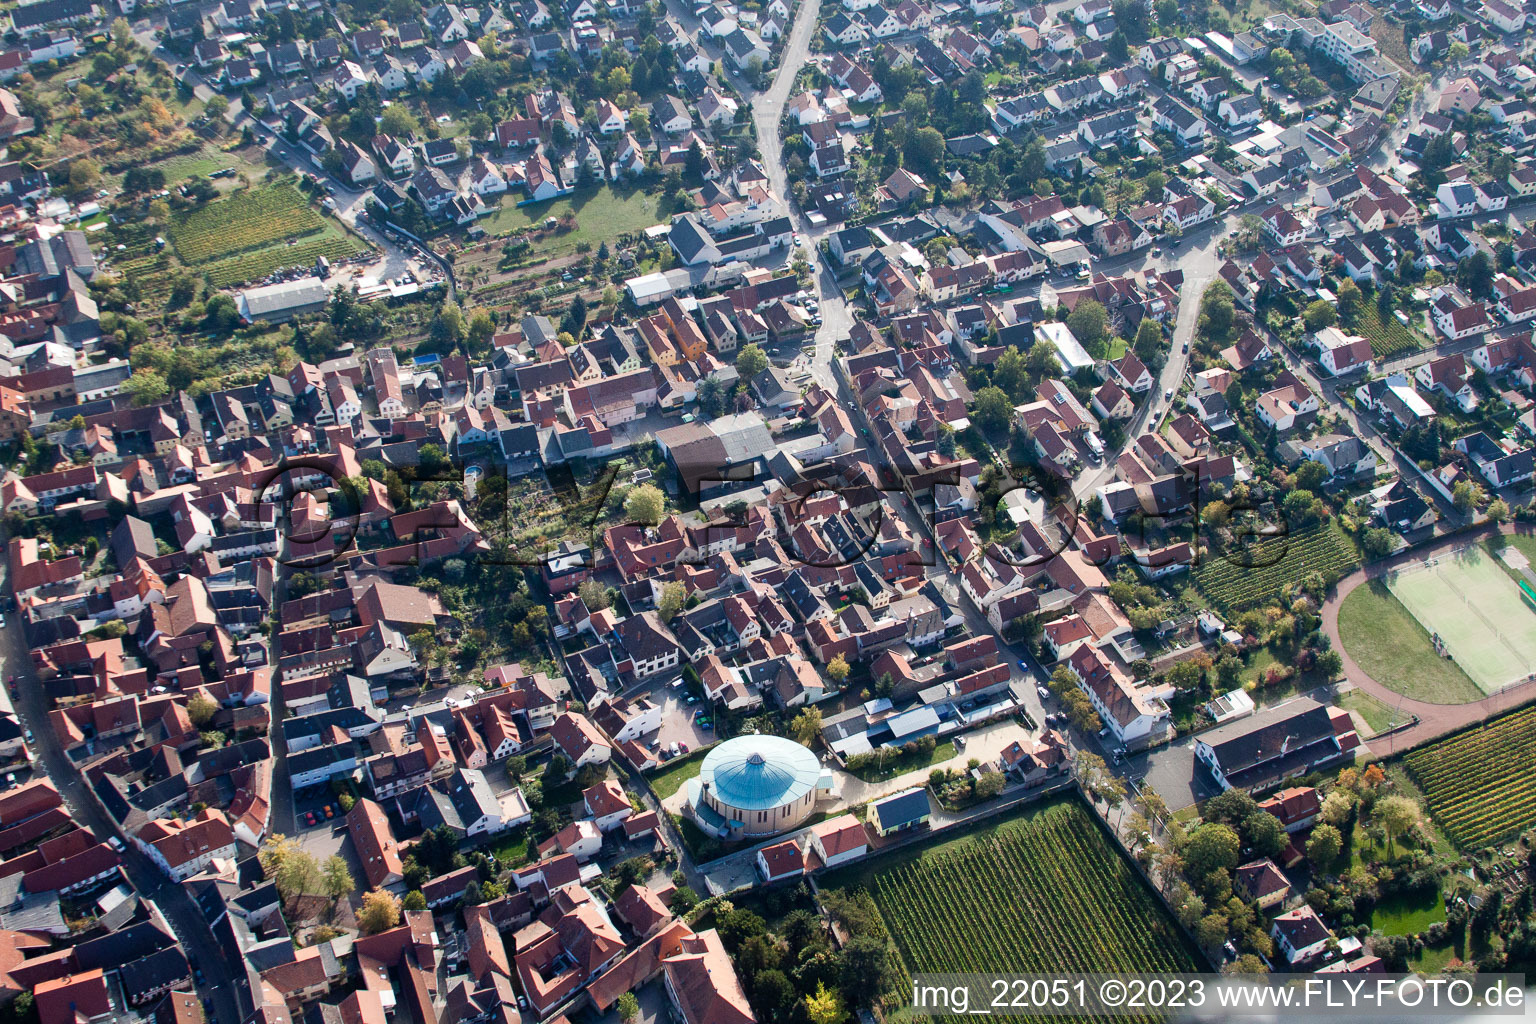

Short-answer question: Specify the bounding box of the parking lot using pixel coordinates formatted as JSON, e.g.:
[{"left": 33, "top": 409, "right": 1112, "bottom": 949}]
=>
[
  {"left": 293, "top": 782, "right": 353, "bottom": 834},
  {"left": 652, "top": 679, "right": 716, "bottom": 758}
]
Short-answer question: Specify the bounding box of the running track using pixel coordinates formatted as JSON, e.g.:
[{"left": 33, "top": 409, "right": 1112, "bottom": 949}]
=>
[{"left": 1320, "top": 522, "right": 1536, "bottom": 755}]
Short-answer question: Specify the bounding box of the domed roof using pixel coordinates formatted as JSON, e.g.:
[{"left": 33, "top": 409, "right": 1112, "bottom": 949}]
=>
[{"left": 700, "top": 735, "right": 821, "bottom": 811}]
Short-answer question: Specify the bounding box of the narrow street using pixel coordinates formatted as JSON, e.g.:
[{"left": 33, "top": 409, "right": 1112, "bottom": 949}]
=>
[{"left": 0, "top": 550, "right": 246, "bottom": 1024}]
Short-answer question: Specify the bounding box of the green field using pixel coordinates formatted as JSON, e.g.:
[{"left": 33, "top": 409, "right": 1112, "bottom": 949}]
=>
[
  {"left": 167, "top": 183, "right": 368, "bottom": 287},
  {"left": 481, "top": 185, "right": 671, "bottom": 253},
  {"left": 1337, "top": 580, "right": 1486, "bottom": 705},
  {"left": 648, "top": 748, "right": 708, "bottom": 799},
  {"left": 1387, "top": 546, "right": 1536, "bottom": 694},
  {"left": 1368, "top": 887, "right": 1446, "bottom": 936},
  {"left": 826, "top": 799, "right": 1200, "bottom": 1022},
  {"left": 1336, "top": 687, "right": 1412, "bottom": 736},
  {"left": 1403, "top": 705, "right": 1536, "bottom": 848},
  {"left": 144, "top": 147, "right": 231, "bottom": 185},
  {"left": 1194, "top": 521, "right": 1359, "bottom": 613}
]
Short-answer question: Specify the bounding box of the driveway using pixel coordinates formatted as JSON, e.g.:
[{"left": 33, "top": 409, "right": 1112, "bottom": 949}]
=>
[
  {"left": 1117, "top": 734, "right": 1222, "bottom": 812},
  {"left": 653, "top": 681, "right": 715, "bottom": 753}
]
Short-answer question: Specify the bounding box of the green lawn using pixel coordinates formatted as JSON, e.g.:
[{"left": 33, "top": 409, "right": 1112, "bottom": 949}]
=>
[
  {"left": 1501, "top": 534, "right": 1536, "bottom": 568},
  {"left": 847, "top": 740, "right": 956, "bottom": 783},
  {"left": 1369, "top": 887, "right": 1446, "bottom": 936},
  {"left": 480, "top": 184, "right": 672, "bottom": 254},
  {"left": 1409, "top": 940, "right": 1460, "bottom": 974},
  {"left": 108, "top": 147, "right": 231, "bottom": 188},
  {"left": 1336, "top": 580, "right": 1486, "bottom": 705},
  {"left": 1335, "top": 687, "right": 1410, "bottom": 736},
  {"left": 649, "top": 748, "right": 708, "bottom": 799},
  {"left": 484, "top": 831, "right": 533, "bottom": 867}
]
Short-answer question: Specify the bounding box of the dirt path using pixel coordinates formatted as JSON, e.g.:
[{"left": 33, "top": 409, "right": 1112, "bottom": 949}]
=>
[{"left": 1320, "top": 522, "right": 1536, "bottom": 754}]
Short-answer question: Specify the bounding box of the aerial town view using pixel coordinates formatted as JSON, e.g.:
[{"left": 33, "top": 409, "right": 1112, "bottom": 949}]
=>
[{"left": 5, "top": 0, "right": 1536, "bottom": 1016}]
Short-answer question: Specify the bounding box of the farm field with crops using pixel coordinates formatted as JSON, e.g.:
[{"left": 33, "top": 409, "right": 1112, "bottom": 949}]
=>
[
  {"left": 825, "top": 799, "right": 1199, "bottom": 1022},
  {"left": 1193, "top": 521, "right": 1359, "bottom": 613},
  {"left": 166, "top": 184, "right": 367, "bottom": 286},
  {"left": 201, "top": 230, "right": 367, "bottom": 288},
  {"left": 1403, "top": 705, "right": 1536, "bottom": 848},
  {"left": 1352, "top": 300, "right": 1422, "bottom": 359}
]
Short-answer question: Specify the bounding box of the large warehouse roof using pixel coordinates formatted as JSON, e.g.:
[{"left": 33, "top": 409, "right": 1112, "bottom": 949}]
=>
[{"left": 238, "top": 277, "right": 328, "bottom": 320}]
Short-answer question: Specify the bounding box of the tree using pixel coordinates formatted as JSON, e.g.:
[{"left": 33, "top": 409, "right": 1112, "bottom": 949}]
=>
[
  {"left": 1183, "top": 823, "right": 1241, "bottom": 881},
  {"left": 1307, "top": 823, "right": 1343, "bottom": 866},
  {"left": 1073, "top": 751, "right": 1124, "bottom": 806},
  {"left": 431, "top": 299, "right": 465, "bottom": 351},
  {"left": 1457, "top": 249, "right": 1494, "bottom": 300},
  {"left": 259, "top": 835, "right": 322, "bottom": 900},
  {"left": 402, "top": 889, "right": 427, "bottom": 912},
  {"left": 187, "top": 693, "right": 218, "bottom": 728},
  {"left": 1197, "top": 912, "right": 1230, "bottom": 948},
  {"left": 936, "top": 426, "right": 957, "bottom": 458},
  {"left": 657, "top": 580, "right": 686, "bottom": 621},
  {"left": 826, "top": 654, "right": 850, "bottom": 684},
  {"left": 1226, "top": 954, "right": 1269, "bottom": 975},
  {"left": 578, "top": 579, "right": 611, "bottom": 610},
  {"left": 1316, "top": 650, "right": 1343, "bottom": 678},
  {"left": 1320, "top": 791, "right": 1354, "bottom": 827},
  {"left": 1453, "top": 480, "right": 1479, "bottom": 513},
  {"left": 806, "top": 981, "right": 847, "bottom": 1024},
  {"left": 1134, "top": 317, "right": 1164, "bottom": 363},
  {"left": 616, "top": 992, "right": 641, "bottom": 1024},
  {"left": 380, "top": 103, "right": 420, "bottom": 137},
  {"left": 1242, "top": 811, "right": 1288, "bottom": 860},
  {"left": 123, "top": 368, "right": 170, "bottom": 406},
  {"left": 322, "top": 856, "right": 354, "bottom": 900},
  {"left": 1198, "top": 280, "right": 1235, "bottom": 340},
  {"left": 904, "top": 126, "right": 944, "bottom": 177},
  {"left": 1488, "top": 499, "right": 1512, "bottom": 523},
  {"left": 1362, "top": 527, "right": 1395, "bottom": 559},
  {"left": 736, "top": 343, "right": 769, "bottom": 379},
  {"left": 791, "top": 706, "right": 824, "bottom": 746},
  {"left": 972, "top": 385, "right": 1013, "bottom": 434},
  {"left": 1303, "top": 300, "right": 1337, "bottom": 331},
  {"left": 561, "top": 294, "right": 589, "bottom": 340},
  {"left": 467, "top": 309, "right": 495, "bottom": 349},
  {"left": 1337, "top": 279, "right": 1363, "bottom": 322},
  {"left": 358, "top": 889, "right": 402, "bottom": 934},
  {"left": 625, "top": 483, "right": 666, "bottom": 525},
  {"left": 837, "top": 934, "right": 891, "bottom": 1009},
  {"left": 1375, "top": 795, "right": 1421, "bottom": 849},
  {"left": 68, "top": 158, "right": 101, "bottom": 192},
  {"left": 1065, "top": 300, "right": 1109, "bottom": 354}
]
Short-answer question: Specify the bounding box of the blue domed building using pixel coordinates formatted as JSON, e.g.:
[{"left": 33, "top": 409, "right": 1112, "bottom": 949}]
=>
[{"left": 686, "top": 735, "right": 832, "bottom": 839}]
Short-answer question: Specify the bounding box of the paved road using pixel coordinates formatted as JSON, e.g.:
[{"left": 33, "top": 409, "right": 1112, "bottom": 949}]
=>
[
  {"left": 1069, "top": 195, "right": 1263, "bottom": 504},
  {"left": 744, "top": 0, "right": 857, "bottom": 393},
  {"left": 0, "top": 556, "right": 246, "bottom": 1024}
]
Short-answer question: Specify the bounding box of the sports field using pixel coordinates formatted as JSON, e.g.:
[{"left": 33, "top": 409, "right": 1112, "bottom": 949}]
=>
[{"left": 1386, "top": 546, "right": 1536, "bottom": 694}]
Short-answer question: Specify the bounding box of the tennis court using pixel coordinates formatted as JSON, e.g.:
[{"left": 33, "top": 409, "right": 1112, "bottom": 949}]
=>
[{"left": 1387, "top": 546, "right": 1536, "bottom": 694}]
